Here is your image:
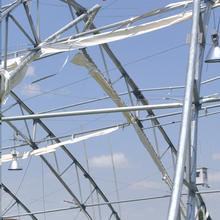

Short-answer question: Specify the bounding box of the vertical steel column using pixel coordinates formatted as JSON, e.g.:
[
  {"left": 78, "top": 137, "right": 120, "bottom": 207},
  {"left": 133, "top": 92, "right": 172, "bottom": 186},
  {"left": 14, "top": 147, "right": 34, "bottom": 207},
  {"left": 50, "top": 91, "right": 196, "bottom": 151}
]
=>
[
  {"left": 0, "top": 0, "right": 2, "bottom": 219},
  {"left": 187, "top": 1, "right": 213, "bottom": 219},
  {"left": 167, "top": 1, "right": 201, "bottom": 220}
]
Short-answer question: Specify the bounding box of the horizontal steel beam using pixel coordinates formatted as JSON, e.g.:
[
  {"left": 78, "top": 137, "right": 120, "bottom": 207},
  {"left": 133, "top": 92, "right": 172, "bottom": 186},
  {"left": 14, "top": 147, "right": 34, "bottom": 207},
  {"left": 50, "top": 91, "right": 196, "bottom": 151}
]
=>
[{"left": 2, "top": 103, "right": 183, "bottom": 121}]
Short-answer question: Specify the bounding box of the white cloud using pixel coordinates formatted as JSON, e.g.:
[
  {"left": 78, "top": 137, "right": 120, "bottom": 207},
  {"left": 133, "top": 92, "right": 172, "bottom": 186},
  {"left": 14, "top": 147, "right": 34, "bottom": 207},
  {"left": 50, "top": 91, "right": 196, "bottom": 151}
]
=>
[
  {"left": 131, "top": 180, "right": 164, "bottom": 190},
  {"left": 22, "top": 84, "right": 41, "bottom": 96},
  {"left": 26, "top": 65, "right": 35, "bottom": 76},
  {"left": 212, "top": 153, "right": 220, "bottom": 160},
  {"left": 89, "top": 153, "right": 129, "bottom": 168}
]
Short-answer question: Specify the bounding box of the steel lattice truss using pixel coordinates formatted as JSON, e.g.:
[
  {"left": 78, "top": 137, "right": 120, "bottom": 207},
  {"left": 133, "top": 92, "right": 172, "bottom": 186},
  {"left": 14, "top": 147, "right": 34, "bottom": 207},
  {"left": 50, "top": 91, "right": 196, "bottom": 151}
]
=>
[{"left": 1, "top": 1, "right": 220, "bottom": 220}]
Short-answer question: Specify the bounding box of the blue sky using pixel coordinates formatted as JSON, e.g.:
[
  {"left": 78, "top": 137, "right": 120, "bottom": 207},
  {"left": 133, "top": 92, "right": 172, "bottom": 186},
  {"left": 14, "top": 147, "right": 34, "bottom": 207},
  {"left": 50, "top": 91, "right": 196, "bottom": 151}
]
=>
[{"left": 1, "top": 0, "right": 220, "bottom": 219}]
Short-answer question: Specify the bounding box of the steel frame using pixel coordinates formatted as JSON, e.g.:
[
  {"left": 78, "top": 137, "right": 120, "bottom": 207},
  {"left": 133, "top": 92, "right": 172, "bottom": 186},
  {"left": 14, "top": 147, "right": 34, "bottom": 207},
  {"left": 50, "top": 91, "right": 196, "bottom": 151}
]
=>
[
  {"left": 1, "top": 1, "right": 120, "bottom": 220},
  {"left": 1, "top": 0, "right": 219, "bottom": 219}
]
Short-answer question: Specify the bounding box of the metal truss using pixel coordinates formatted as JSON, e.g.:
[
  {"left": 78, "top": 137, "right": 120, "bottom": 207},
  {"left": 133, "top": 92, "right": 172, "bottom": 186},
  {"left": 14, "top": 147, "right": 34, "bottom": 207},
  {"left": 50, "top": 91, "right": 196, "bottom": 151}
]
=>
[
  {"left": 1, "top": 1, "right": 120, "bottom": 219},
  {"left": 1, "top": 0, "right": 220, "bottom": 220},
  {"left": 67, "top": 1, "right": 216, "bottom": 219}
]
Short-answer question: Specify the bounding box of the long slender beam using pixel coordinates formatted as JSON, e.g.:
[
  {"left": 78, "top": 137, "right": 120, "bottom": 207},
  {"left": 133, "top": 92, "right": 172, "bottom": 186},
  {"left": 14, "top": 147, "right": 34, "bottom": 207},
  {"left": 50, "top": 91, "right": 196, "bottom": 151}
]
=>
[
  {"left": 187, "top": 1, "right": 213, "bottom": 219},
  {"left": 2, "top": 103, "right": 183, "bottom": 121},
  {"left": 0, "top": 0, "right": 2, "bottom": 218},
  {"left": 23, "top": 1, "right": 40, "bottom": 45},
  {"left": 10, "top": 91, "right": 121, "bottom": 220},
  {"left": 167, "top": 1, "right": 201, "bottom": 219},
  {"left": 1, "top": 183, "right": 38, "bottom": 220}
]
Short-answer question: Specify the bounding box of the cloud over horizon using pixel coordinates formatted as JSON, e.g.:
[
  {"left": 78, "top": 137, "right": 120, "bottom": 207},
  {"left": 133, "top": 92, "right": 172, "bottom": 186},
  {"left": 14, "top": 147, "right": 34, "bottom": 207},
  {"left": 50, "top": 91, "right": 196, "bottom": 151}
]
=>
[
  {"left": 130, "top": 180, "right": 165, "bottom": 191},
  {"left": 22, "top": 84, "right": 41, "bottom": 96},
  {"left": 89, "top": 153, "right": 130, "bottom": 168}
]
